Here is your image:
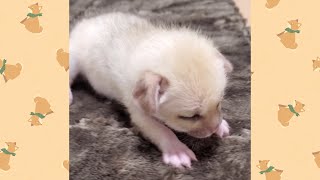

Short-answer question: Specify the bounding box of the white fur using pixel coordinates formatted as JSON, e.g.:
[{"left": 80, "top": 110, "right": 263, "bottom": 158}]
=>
[{"left": 70, "top": 12, "right": 230, "bottom": 168}]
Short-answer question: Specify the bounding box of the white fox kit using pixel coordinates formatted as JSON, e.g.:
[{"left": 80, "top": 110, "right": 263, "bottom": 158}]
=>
[{"left": 70, "top": 13, "right": 233, "bottom": 168}]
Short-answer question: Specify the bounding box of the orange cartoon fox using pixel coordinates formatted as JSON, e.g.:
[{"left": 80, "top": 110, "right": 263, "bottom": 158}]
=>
[
  {"left": 20, "top": 3, "right": 43, "bottom": 33},
  {"left": 0, "top": 142, "right": 18, "bottom": 171},
  {"left": 278, "top": 100, "right": 305, "bottom": 127},
  {"left": 277, "top": 20, "right": 301, "bottom": 49},
  {"left": 257, "top": 160, "right": 283, "bottom": 180},
  {"left": 56, "top": 49, "right": 69, "bottom": 71},
  {"left": 28, "top": 97, "right": 53, "bottom": 126},
  {"left": 0, "top": 59, "right": 22, "bottom": 83}
]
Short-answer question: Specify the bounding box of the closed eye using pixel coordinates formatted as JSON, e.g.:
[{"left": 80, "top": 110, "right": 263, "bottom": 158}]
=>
[{"left": 178, "top": 114, "right": 201, "bottom": 120}]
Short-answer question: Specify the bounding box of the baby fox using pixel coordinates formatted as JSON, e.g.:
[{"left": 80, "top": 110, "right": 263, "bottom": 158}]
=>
[{"left": 70, "top": 13, "right": 233, "bottom": 168}]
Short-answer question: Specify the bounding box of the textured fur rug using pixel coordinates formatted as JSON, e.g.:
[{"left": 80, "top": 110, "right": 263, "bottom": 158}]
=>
[{"left": 70, "top": 0, "right": 251, "bottom": 179}]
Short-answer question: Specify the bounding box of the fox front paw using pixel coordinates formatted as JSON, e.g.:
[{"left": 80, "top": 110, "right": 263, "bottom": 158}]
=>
[{"left": 162, "top": 141, "right": 197, "bottom": 168}]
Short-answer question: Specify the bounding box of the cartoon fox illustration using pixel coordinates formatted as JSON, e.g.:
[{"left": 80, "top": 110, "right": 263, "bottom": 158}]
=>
[
  {"left": 0, "top": 142, "right": 18, "bottom": 171},
  {"left": 28, "top": 97, "right": 53, "bottom": 126},
  {"left": 278, "top": 100, "right": 305, "bottom": 127},
  {"left": 277, "top": 20, "right": 301, "bottom": 49},
  {"left": 20, "top": 3, "right": 43, "bottom": 33},
  {"left": 0, "top": 59, "right": 22, "bottom": 83},
  {"left": 56, "top": 49, "right": 69, "bottom": 71},
  {"left": 257, "top": 160, "right": 283, "bottom": 180}
]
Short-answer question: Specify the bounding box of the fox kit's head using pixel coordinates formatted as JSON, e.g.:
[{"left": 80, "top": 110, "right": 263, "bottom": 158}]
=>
[
  {"left": 256, "top": 160, "right": 270, "bottom": 170},
  {"left": 288, "top": 19, "right": 301, "bottom": 30},
  {"left": 133, "top": 30, "right": 232, "bottom": 138},
  {"left": 294, "top": 100, "right": 305, "bottom": 112},
  {"left": 5, "top": 142, "right": 18, "bottom": 152},
  {"left": 28, "top": 3, "right": 42, "bottom": 14}
]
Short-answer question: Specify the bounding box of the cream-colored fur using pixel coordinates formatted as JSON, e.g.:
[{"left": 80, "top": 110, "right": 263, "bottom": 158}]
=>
[{"left": 70, "top": 13, "right": 232, "bottom": 168}]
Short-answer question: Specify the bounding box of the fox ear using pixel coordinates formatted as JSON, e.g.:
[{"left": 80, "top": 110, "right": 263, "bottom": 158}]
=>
[
  {"left": 223, "top": 58, "right": 233, "bottom": 74},
  {"left": 217, "top": 52, "right": 233, "bottom": 74},
  {"left": 313, "top": 151, "right": 320, "bottom": 155},
  {"left": 133, "top": 71, "right": 169, "bottom": 114}
]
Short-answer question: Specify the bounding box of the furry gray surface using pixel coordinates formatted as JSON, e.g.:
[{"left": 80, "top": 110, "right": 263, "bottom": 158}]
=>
[{"left": 70, "top": 0, "right": 251, "bottom": 179}]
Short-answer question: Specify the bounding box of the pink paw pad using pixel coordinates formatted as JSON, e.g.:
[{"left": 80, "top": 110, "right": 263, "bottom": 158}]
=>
[
  {"left": 162, "top": 142, "right": 197, "bottom": 168},
  {"left": 215, "top": 119, "right": 230, "bottom": 138}
]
